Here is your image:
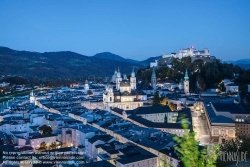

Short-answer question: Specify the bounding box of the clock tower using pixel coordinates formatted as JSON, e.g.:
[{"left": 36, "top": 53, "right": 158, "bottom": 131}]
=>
[{"left": 184, "top": 69, "right": 189, "bottom": 94}]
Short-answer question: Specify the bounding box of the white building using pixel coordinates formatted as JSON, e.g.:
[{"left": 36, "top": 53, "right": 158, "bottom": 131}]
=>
[
  {"left": 131, "top": 106, "right": 179, "bottom": 123},
  {"left": 30, "top": 134, "right": 57, "bottom": 149},
  {"left": 0, "top": 122, "right": 30, "bottom": 134},
  {"left": 62, "top": 125, "right": 97, "bottom": 147},
  {"left": 0, "top": 82, "right": 10, "bottom": 87},
  {"left": 86, "top": 135, "right": 116, "bottom": 160},
  {"left": 150, "top": 60, "right": 158, "bottom": 68},
  {"left": 225, "top": 84, "right": 239, "bottom": 93},
  {"left": 150, "top": 46, "right": 210, "bottom": 66},
  {"left": 200, "top": 102, "right": 250, "bottom": 143},
  {"left": 103, "top": 68, "right": 147, "bottom": 111}
]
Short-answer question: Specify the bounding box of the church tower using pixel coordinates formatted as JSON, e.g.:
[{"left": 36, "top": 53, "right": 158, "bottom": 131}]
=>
[
  {"left": 151, "top": 67, "right": 157, "bottom": 91},
  {"left": 30, "top": 90, "right": 36, "bottom": 104},
  {"left": 130, "top": 67, "right": 136, "bottom": 90},
  {"left": 184, "top": 69, "right": 189, "bottom": 94},
  {"left": 116, "top": 67, "right": 122, "bottom": 90},
  {"left": 84, "top": 80, "right": 89, "bottom": 91}
]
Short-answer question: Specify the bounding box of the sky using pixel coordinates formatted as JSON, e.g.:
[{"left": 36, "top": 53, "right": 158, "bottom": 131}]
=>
[{"left": 0, "top": 0, "right": 250, "bottom": 61}]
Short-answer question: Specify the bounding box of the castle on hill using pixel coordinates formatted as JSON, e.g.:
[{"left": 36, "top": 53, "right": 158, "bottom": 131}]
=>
[{"left": 150, "top": 46, "right": 216, "bottom": 67}]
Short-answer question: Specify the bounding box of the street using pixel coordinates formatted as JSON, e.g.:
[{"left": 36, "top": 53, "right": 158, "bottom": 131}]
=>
[{"left": 190, "top": 106, "right": 211, "bottom": 145}]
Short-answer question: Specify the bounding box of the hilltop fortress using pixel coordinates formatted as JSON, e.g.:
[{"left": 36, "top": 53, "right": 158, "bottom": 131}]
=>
[{"left": 150, "top": 46, "right": 216, "bottom": 67}]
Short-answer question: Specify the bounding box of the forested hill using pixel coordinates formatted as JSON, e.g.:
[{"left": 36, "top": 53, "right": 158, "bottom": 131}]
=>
[
  {"left": 0, "top": 47, "right": 141, "bottom": 79},
  {"left": 136, "top": 57, "right": 250, "bottom": 91}
]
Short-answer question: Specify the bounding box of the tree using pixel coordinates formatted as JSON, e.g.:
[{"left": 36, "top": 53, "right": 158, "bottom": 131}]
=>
[
  {"left": 152, "top": 91, "right": 161, "bottom": 106},
  {"left": 51, "top": 142, "right": 57, "bottom": 149},
  {"left": 161, "top": 98, "right": 168, "bottom": 106},
  {"left": 39, "top": 124, "right": 52, "bottom": 134},
  {"left": 159, "top": 157, "right": 173, "bottom": 167},
  {"left": 40, "top": 142, "right": 47, "bottom": 149},
  {"left": 87, "top": 90, "right": 93, "bottom": 97},
  {"left": 169, "top": 103, "right": 177, "bottom": 111},
  {"left": 174, "top": 121, "right": 220, "bottom": 167}
]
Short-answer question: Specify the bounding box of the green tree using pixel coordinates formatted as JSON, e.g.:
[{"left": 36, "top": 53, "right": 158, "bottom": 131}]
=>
[
  {"left": 152, "top": 91, "right": 161, "bottom": 106},
  {"left": 39, "top": 124, "right": 52, "bottom": 134},
  {"left": 159, "top": 157, "right": 173, "bottom": 167},
  {"left": 174, "top": 121, "right": 220, "bottom": 167}
]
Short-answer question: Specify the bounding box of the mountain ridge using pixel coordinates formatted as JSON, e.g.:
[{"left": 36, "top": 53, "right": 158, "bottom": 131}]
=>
[{"left": 0, "top": 47, "right": 142, "bottom": 79}]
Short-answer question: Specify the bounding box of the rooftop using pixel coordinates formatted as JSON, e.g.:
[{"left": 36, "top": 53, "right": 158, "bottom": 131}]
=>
[
  {"left": 134, "top": 105, "right": 172, "bottom": 115},
  {"left": 212, "top": 103, "right": 250, "bottom": 114},
  {"left": 82, "top": 161, "right": 115, "bottom": 167},
  {"left": 205, "top": 103, "right": 234, "bottom": 124},
  {"left": 30, "top": 134, "right": 57, "bottom": 139}
]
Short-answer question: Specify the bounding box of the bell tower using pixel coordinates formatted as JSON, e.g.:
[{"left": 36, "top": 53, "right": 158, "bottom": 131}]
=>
[
  {"left": 151, "top": 67, "right": 157, "bottom": 91},
  {"left": 184, "top": 69, "right": 189, "bottom": 94},
  {"left": 116, "top": 67, "right": 122, "bottom": 90},
  {"left": 130, "top": 67, "right": 136, "bottom": 90}
]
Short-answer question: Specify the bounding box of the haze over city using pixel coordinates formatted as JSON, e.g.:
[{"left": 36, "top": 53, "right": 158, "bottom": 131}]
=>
[{"left": 0, "top": 0, "right": 250, "bottom": 61}]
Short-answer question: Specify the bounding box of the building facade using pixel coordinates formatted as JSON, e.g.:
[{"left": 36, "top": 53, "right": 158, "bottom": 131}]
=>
[{"left": 103, "top": 68, "right": 147, "bottom": 111}]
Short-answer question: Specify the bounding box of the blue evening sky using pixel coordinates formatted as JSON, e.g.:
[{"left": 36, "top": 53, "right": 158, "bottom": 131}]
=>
[{"left": 0, "top": 0, "right": 249, "bottom": 61}]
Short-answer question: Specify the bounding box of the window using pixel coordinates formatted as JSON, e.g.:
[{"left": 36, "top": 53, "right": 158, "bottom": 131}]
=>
[{"left": 213, "top": 129, "right": 219, "bottom": 135}]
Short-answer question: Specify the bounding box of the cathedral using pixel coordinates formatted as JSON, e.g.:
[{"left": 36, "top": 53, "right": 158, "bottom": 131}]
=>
[{"left": 103, "top": 67, "right": 147, "bottom": 111}]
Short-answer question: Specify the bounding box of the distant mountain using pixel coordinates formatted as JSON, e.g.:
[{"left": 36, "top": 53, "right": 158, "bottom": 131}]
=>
[
  {"left": 226, "top": 59, "right": 250, "bottom": 69},
  {"left": 125, "top": 58, "right": 140, "bottom": 64},
  {"left": 93, "top": 52, "right": 125, "bottom": 62},
  {"left": 235, "top": 59, "right": 250, "bottom": 64},
  {"left": 0, "top": 47, "right": 142, "bottom": 79},
  {"left": 236, "top": 64, "right": 250, "bottom": 70},
  {"left": 93, "top": 52, "right": 140, "bottom": 64}
]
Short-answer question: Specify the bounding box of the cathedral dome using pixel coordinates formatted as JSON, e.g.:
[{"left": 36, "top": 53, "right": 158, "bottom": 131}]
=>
[{"left": 112, "top": 74, "right": 117, "bottom": 80}]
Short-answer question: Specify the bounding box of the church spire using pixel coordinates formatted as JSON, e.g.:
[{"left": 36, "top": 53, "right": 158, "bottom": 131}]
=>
[
  {"left": 184, "top": 69, "right": 189, "bottom": 82},
  {"left": 117, "top": 67, "right": 121, "bottom": 77},
  {"left": 131, "top": 66, "right": 135, "bottom": 77},
  {"left": 151, "top": 67, "right": 156, "bottom": 91}
]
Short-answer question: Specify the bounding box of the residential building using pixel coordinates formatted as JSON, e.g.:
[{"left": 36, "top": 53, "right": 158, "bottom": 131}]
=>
[
  {"left": 86, "top": 135, "right": 116, "bottom": 160},
  {"left": 202, "top": 102, "right": 236, "bottom": 143},
  {"left": 30, "top": 134, "right": 57, "bottom": 149},
  {"left": 226, "top": 84, "right": 239, "bottom": 93},
  {"left": 235, "top": 121, "right": 250, "bottom": 137},
  {"left": 116, "top": 146, "right": 158, "bottom": 167}
]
